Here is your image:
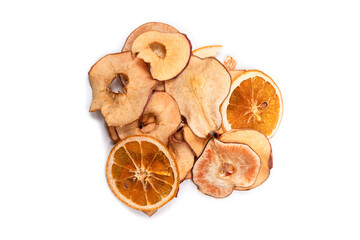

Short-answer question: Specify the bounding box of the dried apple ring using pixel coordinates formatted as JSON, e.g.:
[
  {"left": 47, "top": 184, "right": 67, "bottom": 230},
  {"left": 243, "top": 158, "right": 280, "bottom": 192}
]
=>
[
  {"left": 89, "top": 51, "right": 156, "bottom": 127},
  {"left": 115, "top": 92, "right": 181, "bottom": 145}
]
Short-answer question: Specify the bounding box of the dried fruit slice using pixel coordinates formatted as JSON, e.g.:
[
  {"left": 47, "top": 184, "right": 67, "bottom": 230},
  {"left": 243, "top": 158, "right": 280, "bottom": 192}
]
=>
[
  {"left": 131, "top": 31, "right": 191, "bottom": 81},
  {"left": 168, "top": 131, "right": 195, "bottom": 182},
  {"left": 122, "top": 22, "right": 179, "bottom": 52},
  {"left": 223, "top": 56, "right": 237, "bottom": 71},
  {"left": 115, "top": 92, "right": 181, "bottom": 145},
  {"left": 182, "top": 125, "right": 210, "bottom": 157},
  {"left": 219, "top": 129, "right": 272, "bottom": 190},
  {"left": 89, "top": 52, "right": 156, "bottom": 127},
  {"left": 221, "top": 70, "right": 283, "bottom": 138},
  {"left": 106, "top": 135, "right": 180, "bottom": 212},
  {"left": 192, "top": 138, "right": 261, "bottom": 198},
  {"left": 192, "top": 45, "right": 222, "bottom": 58},
  {"left": 153, "top": 81, "right": 165, "bottom": 91},
  {"left": 165, "top": 56, "right": 231, "bottom": 138},
  {"left": 229, "top": 70, "right": 246, "bottom": 81},
  {"left": 108, "top": 126, "right": 120, "bottom": 142}
]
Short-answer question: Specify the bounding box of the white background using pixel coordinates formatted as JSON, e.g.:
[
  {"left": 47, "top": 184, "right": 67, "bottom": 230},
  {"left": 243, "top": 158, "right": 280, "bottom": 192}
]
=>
[{"left": 1, "top": 0, "right": 359, "bottom": 239}]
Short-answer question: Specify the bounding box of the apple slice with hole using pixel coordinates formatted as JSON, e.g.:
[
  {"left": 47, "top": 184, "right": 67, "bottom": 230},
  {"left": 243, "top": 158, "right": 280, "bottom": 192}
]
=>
[
  {"left": 122, "top": 22, "right": 179, "bottom": 52},
  {"left": 131, "top": 31, "right": 191, "bottom": 81},
  {"left": 115, "top": 92, "right": 181, "bottom": 145}
]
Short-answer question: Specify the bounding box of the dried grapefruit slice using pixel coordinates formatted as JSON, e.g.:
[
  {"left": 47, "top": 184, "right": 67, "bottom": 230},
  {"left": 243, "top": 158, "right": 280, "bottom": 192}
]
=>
[
  {"left": 192, "top": 138, "right": 261, "bottom": 198},
  {"left": 221, "top": 70, "right": 283, "bottom": 138},
  {"left": 106, "top": 136, "right": 180, "bottom": 212},
  {"left": 219, "top": 129, "right": 272, "bottom": 190}
]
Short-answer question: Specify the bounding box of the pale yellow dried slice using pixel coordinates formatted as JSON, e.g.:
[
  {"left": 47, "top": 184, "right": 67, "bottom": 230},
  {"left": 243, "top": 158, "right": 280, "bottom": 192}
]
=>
[
  {"left": 192, "top": 45, "right": 222, "bottom": 58},
  {"left": 165, "top": 56, "right": 231, "bottom": 138},
  {"left": 106, "top": 135, "right": 180, "bottom": 212}
]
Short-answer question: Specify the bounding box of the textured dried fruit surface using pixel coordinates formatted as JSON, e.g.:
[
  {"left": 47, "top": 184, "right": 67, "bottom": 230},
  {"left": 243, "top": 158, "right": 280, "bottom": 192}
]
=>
[
  {"left": 165, "top": 56, "right": 231, "bottom": 138},
  {"left": 106, "top": 136, "right": 179, "bottom": 212},
  {"left": 219, "top": 129, "right": 272, "bottom": 190},
  {"left": 221, "top": 70, "right": 283, "bottom": 138},
  {"left": 115, "top": 92, "right": 181, "bottom": 145},
  {"left": 192, "top": 138, "right": 261, "bottom": 198},
  {"left": 168, "top": 131, "right": 195, "bottom": 181},
  {"left": 182, "top": 125, "right": 210, "bottom": 157},
  {"left": 192, "top": 45, "right": 222, "bottom": 58},
  {"left": 229, "top": 70, "right": 246, "bottom": 82},
  {"left": 223, "top": 56, "right": 237, "bottom": 71},
  {"left": 89, "top": 52, "right": 156, "bottom": 127},
  {"left": 108, "top": 126, "right": 120, "bottom": 142},
  {"left": 122, "top": 22, "right": 179, "bottom": 52},
  {"left": 131, "top": 31, "right": 191, "bottom": 81}
]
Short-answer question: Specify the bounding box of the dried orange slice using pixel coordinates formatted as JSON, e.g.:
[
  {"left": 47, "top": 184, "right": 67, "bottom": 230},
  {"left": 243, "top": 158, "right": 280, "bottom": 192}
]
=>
[
  {"left": 221, "top": 70, "right": 283, "bottom": 138},
  {"left": 106, "top": 135, "right": 180, "bottom": 212}
]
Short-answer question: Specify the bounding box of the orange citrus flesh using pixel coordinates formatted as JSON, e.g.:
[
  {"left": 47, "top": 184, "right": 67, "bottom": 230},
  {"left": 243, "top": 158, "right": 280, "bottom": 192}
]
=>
[
  {"left": 225, "top": 72, "right": 281, "bottom": 137},
  {"left": 107, "top": 136, "right": 179, "bottom": 211}
]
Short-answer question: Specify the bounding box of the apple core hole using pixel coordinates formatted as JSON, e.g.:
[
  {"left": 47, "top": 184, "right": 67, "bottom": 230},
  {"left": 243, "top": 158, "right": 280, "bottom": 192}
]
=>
[
  {"left": 109, "top": 74, "right": 127, "bottom": 94},
  {"left": 150, "top": 42, "right": 166, "bottom": 59}
]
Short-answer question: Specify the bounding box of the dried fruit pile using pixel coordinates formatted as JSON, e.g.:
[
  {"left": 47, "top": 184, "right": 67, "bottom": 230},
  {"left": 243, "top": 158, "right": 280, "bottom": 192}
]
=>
[{"left": 89, "top": 22, "right": 283, "bottom": 216}]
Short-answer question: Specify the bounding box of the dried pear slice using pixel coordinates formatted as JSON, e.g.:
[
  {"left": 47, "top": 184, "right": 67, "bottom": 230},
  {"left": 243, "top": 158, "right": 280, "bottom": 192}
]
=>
[
  {"left": 168, "top": 131, "right": 195, "bottom": 182},
  {"left": 131, "top": 31, "right": 191, "bottom": 81},
  {"left": 219, "top": 129, "right": 272, "bottom": 190},
  {"left": 192, "top": 138, "right": 261, "bottom": 198},
  {"left": 165, "top": 56, "right": 231, "bottom": 138},
  {"left": 89, "top": 52, "right": 156, "bottom": 127},
  {"left": 122, "top": 22, "right": 179, "bottom": 52},
  {"left": 115, "top": 92, "right": 181, "bottom": 145},
  {"left": 182, "top": 125, "right": 210, "bottom": 157}
]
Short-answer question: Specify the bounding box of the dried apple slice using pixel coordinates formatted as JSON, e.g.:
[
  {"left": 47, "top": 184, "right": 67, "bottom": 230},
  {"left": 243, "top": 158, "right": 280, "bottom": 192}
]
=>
[
  {"left": 153, "top": 81, "right": 165, "bottom": 91},
  {"left": 219, "top": 129, "right": 272, "bottom": 190},
  {"left": 182, "top": 125, "right": 210, "bottom": 157},
  {"left": 89, "top": 52, "right": 156, "bottom": 127},
  {"left": 168, "top": 131, "right": 195, "bottom": 182},
  {"left": 115, "top": 92, "right": 181, "bottom": 145},
  {"left": 229, "top": 70, "right": 246, "bottom": 81},
  {"left": 192, "top": 138, "right": 261, "bottom": 198},
  {"left": 165, "top": 56, "right": 231, "bottom": 138},
  {"left": 122, "top": 22, "right": 179, "bottom": 52},
  {"left": 131, "top": 31, "right": 191, "bottom": 81},
  {"left": 192, "top": 45, "right": 222, "bottom": 58},
  {"left": 108, "top": 126, "right": 119, "bottom": 142}
]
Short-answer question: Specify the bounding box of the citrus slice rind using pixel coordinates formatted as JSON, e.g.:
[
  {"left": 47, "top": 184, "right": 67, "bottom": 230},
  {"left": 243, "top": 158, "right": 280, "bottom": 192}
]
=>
[
  {"left": 106, "top": 135, "right": 179, "bottom": 211},
  {"left": 221, "top": 70, "right": 283, "bottom": 138}
]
